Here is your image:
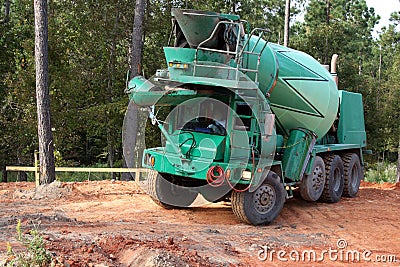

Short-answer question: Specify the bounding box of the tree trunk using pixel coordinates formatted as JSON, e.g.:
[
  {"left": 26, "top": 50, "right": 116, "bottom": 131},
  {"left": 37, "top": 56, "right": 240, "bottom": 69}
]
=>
[
  {"left": 325, "top": 0, "right": 330, "bottom": 25},
  {"left": 122, "top": 100, "right": 138, "bottom": 180},
  {"left": 283, "top": 0, "right": 290, "bottom": 47},
  {"left": 324, "top": 0, "right": 331, "bottom": 64},
  {"left": 34, "top": 0, "right": 55, "bottom": 184},
  {"left": 17, "top": 154, "right": 27, "bottom": 182},
  {"left": 107, "top": 141, "right": 116, "bottom": 180},
  {"left": 1, "top": 166, "right": 7, "bottom": 183},
  {"left": 397, "top": 139, "right": 400, "bottom": 183},
  {"left": 18, "top": 172, "right": 28, "bottom": 182},
  {"left": 125, "top": 0, "right": 146, "bottom": 171},
  {"left": 3, "top": 0, "right": 11, "bottom": 23},
  {"left": 130, "top": 0, "right": 145, "bottom": 79}
]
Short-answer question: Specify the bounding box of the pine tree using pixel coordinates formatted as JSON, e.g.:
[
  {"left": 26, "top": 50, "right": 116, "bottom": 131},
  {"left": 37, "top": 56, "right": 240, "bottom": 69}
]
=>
[{"left": 34, "top": 0, "right": 55, "bottom": 184}]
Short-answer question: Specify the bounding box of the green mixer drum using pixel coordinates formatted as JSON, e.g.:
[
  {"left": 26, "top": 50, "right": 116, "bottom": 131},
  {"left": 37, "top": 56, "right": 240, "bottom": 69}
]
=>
[{"left": 246, "top": 38, "right": 339, "bottom": 139}]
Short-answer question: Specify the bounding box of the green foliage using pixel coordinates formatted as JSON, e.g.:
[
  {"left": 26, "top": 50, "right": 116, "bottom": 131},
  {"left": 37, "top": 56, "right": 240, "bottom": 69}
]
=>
[
  {"left": 0, "top": 0, "right": 399, "bottom": 174},
  {"left": 290, "top": 0, "right": 399, "bottom": 168},
  {"left": 378, "top": 19, "right": 400, "bottom": 154},
  {"left": 0, "top": 0, "right": 37, "bottom": 170},
  {"left": 360, "top": 13, "right": 400, "bottom": 154},
  {"left": 292, "top": 0, "right": 378, "bottom": 72},
  {"left": 3, "top": 172, "right": 35, "bottom": 183},
  {"left": 365, "top": 162, "right": 397, "bottom": 183},
  {"left": 5, "top": 220, "right": 52, "bottom": 267},
  {"left": 1, "top": 0, "right": 136, "bottom": 169},
  {"left": 56, "top": 172, "right": 111, "bottom": 182}
]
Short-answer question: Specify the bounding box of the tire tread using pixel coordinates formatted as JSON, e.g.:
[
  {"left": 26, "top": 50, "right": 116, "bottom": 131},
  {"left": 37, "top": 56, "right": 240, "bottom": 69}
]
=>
[
  {"left": 319, "top": 154, "right": 343, "bottom": 203},
  {"left": 231, "top": 191, "right": 251, "bottom": 224},
  {"left": 147, "top": 170, "right": 173, "bottom": 209},
  {"left": 300, "top": 156, "right": 326, "bottom": 202},
  {"left": 342, "top": 153, "right": 362, "bottom": 198},
  {"left": 231, "top": 172, "right": 286, "bottom": 225}
]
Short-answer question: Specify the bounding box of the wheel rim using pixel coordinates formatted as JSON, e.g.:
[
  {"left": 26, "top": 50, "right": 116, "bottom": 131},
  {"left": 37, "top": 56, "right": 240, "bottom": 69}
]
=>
[
  {"left": 254, "top": 184, "right": 276, "bottom": 214},
  {"left": 333, "top": 167, "right": 341, "bottom": 191},
  {"left": 350, "top": 164, "right": 360, "bottom": 188},
  {"left": 312, "top": 165, "right": 324, "bottom": 191}
]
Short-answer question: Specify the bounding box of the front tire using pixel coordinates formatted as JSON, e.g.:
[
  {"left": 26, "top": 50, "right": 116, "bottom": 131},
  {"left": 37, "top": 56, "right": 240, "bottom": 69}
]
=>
[
  {"left": 343, "top": 153, "right": 362, "bottom": 198},
  {"left": 231, "top": 171, "right": 286, "bottom": 225},
  {"left": 147, "top": 171, "right": 198, "bottom": 209},
  {"left": 319, "top": 154, "right": 344, "bottom": 203}
]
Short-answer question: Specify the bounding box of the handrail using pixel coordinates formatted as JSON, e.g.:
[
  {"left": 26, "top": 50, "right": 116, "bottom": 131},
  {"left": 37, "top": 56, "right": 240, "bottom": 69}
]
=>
[
  {"left": 193, "top": 22, "right": 271, "bottom": 84},
  {"left": 237, "top": 28, "right": 271, "bottom": 83},
  {"left": 194, "top": 21, "right": 243, "bottom": 78},
  {"left": 237, "top": 27, "right": 272, "bottom": 58}
]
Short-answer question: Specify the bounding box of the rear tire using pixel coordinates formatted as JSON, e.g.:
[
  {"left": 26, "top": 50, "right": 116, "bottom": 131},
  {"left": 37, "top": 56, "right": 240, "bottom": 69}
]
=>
[
  {"left": 147, "top": 171, "right": 197, "bottom": 209},
  {"left": 231, "top": 171, "right": 286, "bottom": 225},
  {"left": 319, "top": 154, "right": 344, "bottom": 203},
  {"left": 300, "top": 156, "right": 326, "bottom": 201},
  {"left": 343, "top": 153, "right": 362, "bottom": 198}
]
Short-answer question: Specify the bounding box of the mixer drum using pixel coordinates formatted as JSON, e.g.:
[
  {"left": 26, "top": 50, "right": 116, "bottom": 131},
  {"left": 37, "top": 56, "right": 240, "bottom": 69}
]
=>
[{"left": 246, "top": 39, "right": 339, "bottom": 139}]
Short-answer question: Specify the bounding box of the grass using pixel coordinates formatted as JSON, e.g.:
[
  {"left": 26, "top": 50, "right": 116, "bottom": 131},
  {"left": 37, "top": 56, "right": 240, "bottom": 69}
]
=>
[
  {"left": 1, "top": 162, "right": 117, "bottom": 183},
  {"left": 5, "top": 220, "right": 52, "bottom": 267},
  {"left": 365, "top": 162, "right": 398, "bottom": 183},
  {"left": 55, "top": 162, "right": 115, "bottom": 182},
  {"left": 0, "top": 173, "right": 35, "bottom": 183},
  {"left": 56, "top": 171, "right": 111, "bottom": 182}
]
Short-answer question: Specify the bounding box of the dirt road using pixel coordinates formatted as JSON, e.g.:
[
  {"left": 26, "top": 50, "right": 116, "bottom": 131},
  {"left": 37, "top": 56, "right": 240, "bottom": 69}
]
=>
[{"left": 0, "top": 180, "right": 399, "bottom": 266}]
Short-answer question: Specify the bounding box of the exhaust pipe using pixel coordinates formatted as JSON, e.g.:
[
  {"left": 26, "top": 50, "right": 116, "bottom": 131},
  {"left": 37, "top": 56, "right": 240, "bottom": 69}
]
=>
[{"left": 331, "top": 54, "right": 339, "bottom": 87}]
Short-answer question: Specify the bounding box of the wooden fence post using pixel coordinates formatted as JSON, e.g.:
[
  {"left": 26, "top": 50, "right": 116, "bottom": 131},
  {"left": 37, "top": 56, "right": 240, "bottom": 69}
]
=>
[
  {"left": 34, "top": 151, "right": 40, "bottom": 187},
  {"left": 135, "top": 170, "right": 140, "bottom": 182}
]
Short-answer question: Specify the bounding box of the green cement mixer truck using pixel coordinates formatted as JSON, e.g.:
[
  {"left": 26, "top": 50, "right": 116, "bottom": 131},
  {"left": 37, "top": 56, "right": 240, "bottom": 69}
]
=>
[{"left": 125, "top": 9, "right": 367, "bottom": 225}]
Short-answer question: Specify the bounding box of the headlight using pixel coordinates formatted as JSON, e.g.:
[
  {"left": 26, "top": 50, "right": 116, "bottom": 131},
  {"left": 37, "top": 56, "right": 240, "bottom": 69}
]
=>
[
  {"left": 146, "top": 154, "right": 155, "bottom": 167},
  {"left": 241, "top": 170, "right": 252, "bottom": 180}
]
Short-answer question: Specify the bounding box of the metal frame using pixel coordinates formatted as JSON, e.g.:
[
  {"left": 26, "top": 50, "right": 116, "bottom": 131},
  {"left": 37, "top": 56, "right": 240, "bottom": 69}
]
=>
[{"left": 193, "top": 22, "right": 271, "bottom": 84}]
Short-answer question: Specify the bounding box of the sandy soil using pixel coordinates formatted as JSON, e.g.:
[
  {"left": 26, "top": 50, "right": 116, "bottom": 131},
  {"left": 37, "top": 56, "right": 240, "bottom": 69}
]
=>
[{"left": 0, "top": 180, "right": 399, "bottom": 266}]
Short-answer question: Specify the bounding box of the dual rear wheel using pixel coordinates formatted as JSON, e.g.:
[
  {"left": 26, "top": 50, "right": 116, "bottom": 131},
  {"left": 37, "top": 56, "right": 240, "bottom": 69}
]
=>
[{"left": 300, "top": 153, "right": 363, "bottom": 203}]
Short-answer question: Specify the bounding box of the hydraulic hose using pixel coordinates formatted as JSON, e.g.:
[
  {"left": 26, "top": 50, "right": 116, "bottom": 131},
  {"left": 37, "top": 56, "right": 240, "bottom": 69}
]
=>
[
  {"left": 206, "top": 148, "right": 256, "bottom": 192},
  {"left": 206, "top": 165, "right": 225, "bottom": 187}
]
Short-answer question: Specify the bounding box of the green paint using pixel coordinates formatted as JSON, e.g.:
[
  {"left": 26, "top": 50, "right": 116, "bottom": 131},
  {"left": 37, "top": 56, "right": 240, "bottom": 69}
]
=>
[
  {"left": 127, "top": 8, "right": 367, "bottom": 187},
  {"left": 337, "top": 90, "right": 367, "bottom": 147},
  {"left": 282, "top": 128, "right": 317, "bottom": 181},
  {"left": 171, "top": 9, "right": 220, "bottom": 47}
]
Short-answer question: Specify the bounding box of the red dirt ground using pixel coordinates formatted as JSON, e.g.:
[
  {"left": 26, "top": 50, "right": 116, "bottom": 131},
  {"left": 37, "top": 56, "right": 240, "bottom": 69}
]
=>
[{"left": 0, "top": 180, "right": 399, "bottom": 266}]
